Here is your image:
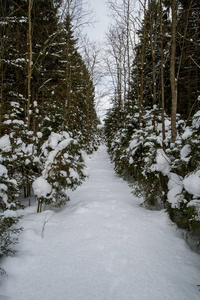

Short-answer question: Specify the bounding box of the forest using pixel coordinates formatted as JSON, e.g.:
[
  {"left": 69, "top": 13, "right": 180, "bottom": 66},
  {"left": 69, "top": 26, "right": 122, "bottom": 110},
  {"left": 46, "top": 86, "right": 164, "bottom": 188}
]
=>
[
  {"left": 0, "top": 0, "right": 100, "bottom": 267},
  {"left": 104, "top": 0, "right": 200, "bottom": 250},
  {"left": 0, "top": 0, "right": 200, "bottom": 272}
]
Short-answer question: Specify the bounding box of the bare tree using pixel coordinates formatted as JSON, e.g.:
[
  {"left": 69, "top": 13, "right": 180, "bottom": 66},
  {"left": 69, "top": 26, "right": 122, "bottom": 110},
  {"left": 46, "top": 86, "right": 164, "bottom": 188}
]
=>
[
  {"left": 148, "top": 0, "right": 159, "bottom": 130},
  {"left": 81, "top": 37, "right": 103, "bottom": 87},
  {"left": 105, "top": 25, "right": 125, "bottom": 116},
  {"left": 61, "top": 0, "right": 93, "bottom": 35},
  {"left": 107, "top": 0, "right": 136, "bottom": 99}
]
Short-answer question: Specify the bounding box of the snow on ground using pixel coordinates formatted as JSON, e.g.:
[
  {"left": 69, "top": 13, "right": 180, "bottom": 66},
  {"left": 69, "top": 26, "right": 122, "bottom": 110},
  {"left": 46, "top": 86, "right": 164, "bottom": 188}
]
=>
[{"left": 0, "top": 145, "right": 200, "bottom": 300}]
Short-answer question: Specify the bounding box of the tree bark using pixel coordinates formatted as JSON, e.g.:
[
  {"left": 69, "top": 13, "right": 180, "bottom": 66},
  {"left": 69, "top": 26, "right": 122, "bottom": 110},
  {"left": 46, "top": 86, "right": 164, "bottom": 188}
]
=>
[
  {"left": 148, "top": 0, "right": 159, "bottom": 130},
  {"left": 139, "top": 0, "right": 147, "bottom": 127},
  {"left": 170, "top": 0, "right": 178, "bottom": 143},
  {"left": 27, "top": 0, "right": 33, "bottom": 128},
  {"left": 160, "top": 0, "right": 165, "bottom": 151}
]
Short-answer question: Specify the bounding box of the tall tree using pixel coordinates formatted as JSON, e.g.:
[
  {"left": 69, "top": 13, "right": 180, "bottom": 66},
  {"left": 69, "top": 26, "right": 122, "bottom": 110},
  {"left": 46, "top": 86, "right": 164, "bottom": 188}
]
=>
[
  {"left": 170, "top": 0, "right": 178, "bottom": 142},
  {"left": 159, "top": 0, "right": 166, "bottom": 151},
  {"left": 27, "top": 0, "right": 33, "bottom": 128}
]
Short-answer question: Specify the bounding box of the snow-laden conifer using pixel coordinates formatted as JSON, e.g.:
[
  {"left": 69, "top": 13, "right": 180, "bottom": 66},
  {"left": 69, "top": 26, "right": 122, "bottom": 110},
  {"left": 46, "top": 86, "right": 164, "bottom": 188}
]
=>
[{"left": 33, "top": 131, "right": 87, "bottom": 212}]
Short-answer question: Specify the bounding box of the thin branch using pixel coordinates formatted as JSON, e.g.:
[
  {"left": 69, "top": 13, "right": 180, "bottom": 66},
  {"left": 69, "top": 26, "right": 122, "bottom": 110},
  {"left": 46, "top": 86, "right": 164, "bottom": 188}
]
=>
[{"left": 189, "top": 56, "right": 200, "bottom": 69}]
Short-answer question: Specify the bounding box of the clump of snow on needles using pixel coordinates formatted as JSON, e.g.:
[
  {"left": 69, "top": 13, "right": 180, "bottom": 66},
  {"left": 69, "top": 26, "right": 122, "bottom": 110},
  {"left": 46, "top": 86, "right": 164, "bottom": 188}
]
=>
[
  {"left": 0, "top": 164, "right": 8, "bottom": 176},
  {"left": 37, "top": 132, "right": 43, "bottom": 139},
  {"left": 42, "top": 138, "right": 74, "bottom": 178},
  {"left": 182, "top": 127, "right": 193, "bottom": 140},
  {"left": 2, "top": 209, "right": 17, "bottom": 218},
  {"left": 48, "top": 132, "right": 70, "bottom": 150},
  {"left": 180, "top": 144, "right": 191, "bottom": 161},
  {"left": 183, "top": 171, "right": 200, "bottom": 198},
  {"left": 192, "top": 110, "right": 200, "bottom": 129},
  {"left": 156, "top": 149, "right": 171, "bottom": 176},
  {"left": 32, "top": 176, "right": 52, "bottom": 198},
  {"left": 168, "top": 173, "right": 183, "bottom": 208},
  {"left": 0, "top": 134, "right": 11, "bottom": 152}
]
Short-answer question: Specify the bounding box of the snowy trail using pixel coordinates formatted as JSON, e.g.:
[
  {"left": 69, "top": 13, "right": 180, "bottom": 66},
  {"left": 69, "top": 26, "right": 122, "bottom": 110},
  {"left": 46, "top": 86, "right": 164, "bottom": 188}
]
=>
[{"left": 1, "top": 145, "right": 200, "bottom": 300}]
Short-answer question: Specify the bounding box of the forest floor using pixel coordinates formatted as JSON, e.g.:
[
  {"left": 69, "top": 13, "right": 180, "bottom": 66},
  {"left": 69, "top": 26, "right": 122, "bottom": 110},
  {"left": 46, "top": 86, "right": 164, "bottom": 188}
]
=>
[{"left": 0, "top": 145, "right": 200, "bottom": 300}]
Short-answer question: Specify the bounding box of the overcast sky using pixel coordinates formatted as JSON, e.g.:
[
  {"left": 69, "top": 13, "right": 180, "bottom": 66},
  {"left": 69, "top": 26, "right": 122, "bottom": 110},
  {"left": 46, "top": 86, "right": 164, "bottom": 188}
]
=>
[
  {"left": 87, "top": 0, "right": 110, "bottom": 42},
  {"left": 81, "top": 0, "right": 112, "bottom": 122}
]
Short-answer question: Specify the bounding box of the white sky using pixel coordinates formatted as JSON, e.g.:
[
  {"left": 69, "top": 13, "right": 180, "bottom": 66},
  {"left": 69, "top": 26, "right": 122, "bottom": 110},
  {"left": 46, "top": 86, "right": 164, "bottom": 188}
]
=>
[
  {"left": 87, "top": 0, "right": 110, "bottom": 42},
  {"left": 82, "top": 1, "right": 112, "bottom": 122}
]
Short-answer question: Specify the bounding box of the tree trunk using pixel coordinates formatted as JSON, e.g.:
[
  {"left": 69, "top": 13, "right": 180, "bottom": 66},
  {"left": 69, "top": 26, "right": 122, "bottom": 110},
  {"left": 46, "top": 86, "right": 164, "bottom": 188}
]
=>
[
  {"left": 0, "top": 64, "right": 3, "bottom": 136},
  {"left": 148, "top": 0, "right": 159, "bottom": 130},
  {"left": 139, "top": 0, "right": 147, "bottom": 126},
  {"left": 160, "top": 0, "right": 165, "bottom": 151},
  {"left": 27, "top": 0, "right": 33, "bottom": 128},
  {"left": 170, "top": 0, "right": 177, "bottom": 143}
]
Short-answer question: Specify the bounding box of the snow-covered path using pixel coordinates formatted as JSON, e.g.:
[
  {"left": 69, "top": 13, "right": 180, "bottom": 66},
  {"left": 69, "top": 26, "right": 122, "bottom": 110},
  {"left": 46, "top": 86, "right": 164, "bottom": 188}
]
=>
[{"left": 1, "top": 145, "right": 200, "bottom": 300}]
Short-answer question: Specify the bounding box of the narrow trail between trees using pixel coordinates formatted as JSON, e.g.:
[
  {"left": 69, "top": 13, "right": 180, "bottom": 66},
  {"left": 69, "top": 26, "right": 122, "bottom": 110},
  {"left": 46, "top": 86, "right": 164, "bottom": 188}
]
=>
[{"left": 1, "top": 145, "right": 200, "bottom": 300}]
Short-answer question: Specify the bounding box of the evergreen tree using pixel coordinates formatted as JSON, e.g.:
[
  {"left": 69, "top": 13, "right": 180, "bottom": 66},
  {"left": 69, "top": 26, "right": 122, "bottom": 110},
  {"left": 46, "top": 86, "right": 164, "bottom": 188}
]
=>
[
  {"left": 33, "top": 131, "right": 87, "bottom": 212},
  {"left": 54, "top": 15, "right": 99, "bottom": 151},
  {"left": 177, "top": 0, "right": 200, "bottom": 119}
]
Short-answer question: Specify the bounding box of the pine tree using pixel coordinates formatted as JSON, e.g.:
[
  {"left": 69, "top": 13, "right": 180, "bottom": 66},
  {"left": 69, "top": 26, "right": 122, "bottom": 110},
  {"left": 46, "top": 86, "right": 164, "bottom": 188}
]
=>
[
  {"left": 33, "top": 132, "right": 87, "bottom": 212},
  {"left": 177, "top": 0, "right": 200, "bottom": 119},
  {"left": 54, "top": 15, "right": 99, "bottom": 150}
]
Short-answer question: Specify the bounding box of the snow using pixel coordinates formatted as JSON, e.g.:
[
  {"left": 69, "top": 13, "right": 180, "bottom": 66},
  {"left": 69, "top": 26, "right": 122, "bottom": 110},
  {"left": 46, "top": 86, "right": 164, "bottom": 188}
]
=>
[
  {"left": 25, "top": 159, "right": 30, "bottom": 165},
  {"left": 182, "top": 127, "right": 193, "bottom": 140},
  {"left": 0, "top": 145, "right": 200, "bottom": 300},
  {"left": 32, "top": 176, "right": 52, "bottom": 198},
  {"left": 37, "top": 132, "right": 42, "bottom": 138},
  {"left": 48, "top": 132, "right": 63, "bottom": 149},
  {"left": 69, "top": 167, "right": 79, "bottom": 179},
  {"left": 167, "top": 173, "right": 183, "bottom": 207},
  {"left": 129, "top": 139, "right": 138, "bottom": 149},
  {"left": 0, "top": 184, "right": 7, "bottom": 191},
  {"left": 183, "top": 171, "right": 200, "bottom": 198},
  {"left": 187, "top": 200, "right": 200, "bottom": 208},
  {"left": 0, "top": 164, "right": 8, "bottom": 176},
  {"left": 41, "top": 133, "right": 75, "bottom": 178},
  {"left": 181, "top": 144, "right": 191, "bottom": 161},
  {"left": 3, "top": 120, "right": 12, "bottom": 125},
  {"left": 129, "top": 157, "right": 134, "bottom": 164},
  {"left": 193, "top": 110, "right": 200, "bottom": 129},
  {"left": 13, "top": 120, "right": 24, "bottom": 125},
  {"left": 0, "top": 135, "right": 11, "bottom": 152},
  {"left": 2, "top": 209, "right": 17, "bottom": 218},
  {"left": 46, "top": 132, "right": 71, "bottom": 150},
  {"left": 155, "top": 149, "right": 171, "bottom": 176}
]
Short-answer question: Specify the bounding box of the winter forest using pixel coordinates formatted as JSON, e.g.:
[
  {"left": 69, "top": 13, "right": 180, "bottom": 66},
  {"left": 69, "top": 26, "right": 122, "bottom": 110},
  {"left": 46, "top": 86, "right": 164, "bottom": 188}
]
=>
[{"left": 0, "top": 0, "right": 200, "bottom": 298}]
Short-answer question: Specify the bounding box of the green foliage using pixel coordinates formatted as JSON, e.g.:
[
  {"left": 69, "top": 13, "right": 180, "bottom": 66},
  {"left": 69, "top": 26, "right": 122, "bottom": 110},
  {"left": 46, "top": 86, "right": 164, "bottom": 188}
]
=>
[
  {"left": 0, "top": 163, "right": 20, "bottom": 212},
  {"left": 167, "top": 200, "right": 199, "bottom": 232},
  {"left": 0, "top": 214, "right": 22, "bottom": 275},
  {"left": 166, "top": 112, "right": 200, "bottom": 236},
  {"left": 0, "top": 215, "right": 22, "bottom": 260},
  {"left": 0, "top": 122, "right": 41, "bottom": 201}
]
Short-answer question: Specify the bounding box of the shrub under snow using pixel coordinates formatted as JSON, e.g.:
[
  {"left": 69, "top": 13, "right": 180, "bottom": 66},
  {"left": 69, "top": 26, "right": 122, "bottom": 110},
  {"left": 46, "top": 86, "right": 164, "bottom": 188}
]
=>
[
  {"left": 33, "top": 131, "right": 87, "bottom": 212},
  {"left": 105, "top": 106, "right": 200, "bottom": 247}
]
